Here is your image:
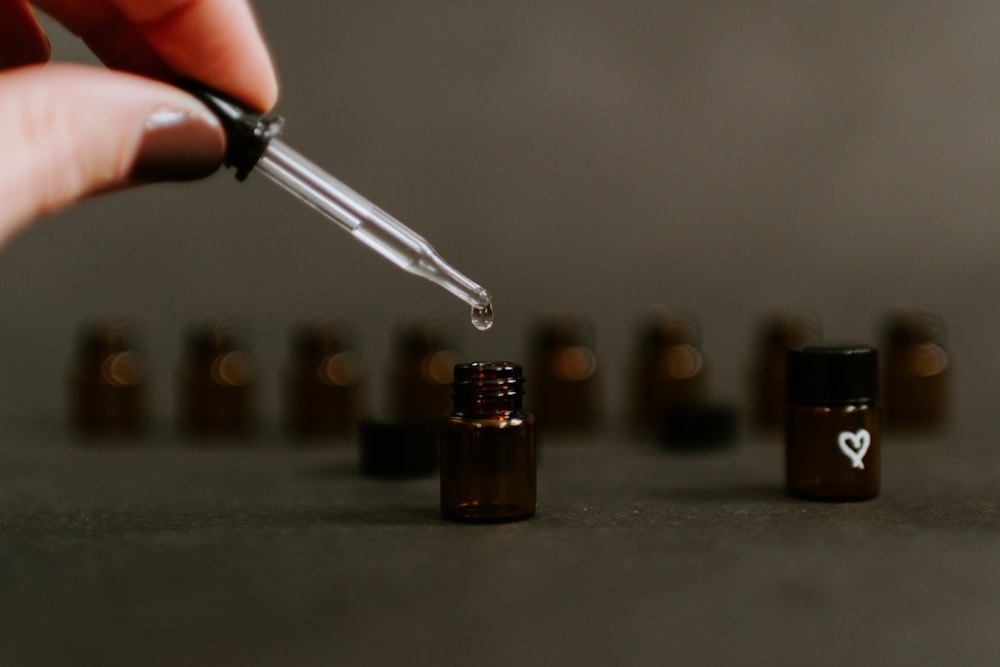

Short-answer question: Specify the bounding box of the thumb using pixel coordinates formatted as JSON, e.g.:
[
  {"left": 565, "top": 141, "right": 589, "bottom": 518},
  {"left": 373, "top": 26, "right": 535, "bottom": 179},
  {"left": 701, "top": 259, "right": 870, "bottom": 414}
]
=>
[{"left": 0, "top": 64, "right": 225, "bottom": 244}]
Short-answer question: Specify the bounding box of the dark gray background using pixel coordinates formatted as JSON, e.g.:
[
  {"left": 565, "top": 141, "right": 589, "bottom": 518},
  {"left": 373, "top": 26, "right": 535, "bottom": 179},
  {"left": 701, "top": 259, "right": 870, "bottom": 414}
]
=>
[
  {"left": 5, "top": 0, "right": 998, "bottom": 424},
  {"left": 3, "top": 3, "right": 1000, "bottom": 665}
]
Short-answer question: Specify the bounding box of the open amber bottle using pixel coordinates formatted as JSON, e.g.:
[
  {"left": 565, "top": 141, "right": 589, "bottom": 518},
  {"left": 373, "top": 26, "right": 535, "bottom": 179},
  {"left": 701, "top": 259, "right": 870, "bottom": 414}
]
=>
[{"left": 441, "top": 362, "right": 535, "bottom": 522}]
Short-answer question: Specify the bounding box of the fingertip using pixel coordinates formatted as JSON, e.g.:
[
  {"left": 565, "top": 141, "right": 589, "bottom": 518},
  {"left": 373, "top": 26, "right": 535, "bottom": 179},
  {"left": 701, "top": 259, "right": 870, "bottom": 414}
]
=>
[
  {"left": 226, "top": 67, "right": 279, "bottom": 112},
  {"left": 199, "top": 36, "right": 280, "bottom": 112},
  {"left": 0, "top": 65, "right": 229, "bottom": 239},
  {"left": 260, "top": 73, "right": 280, "bottom": 111}
]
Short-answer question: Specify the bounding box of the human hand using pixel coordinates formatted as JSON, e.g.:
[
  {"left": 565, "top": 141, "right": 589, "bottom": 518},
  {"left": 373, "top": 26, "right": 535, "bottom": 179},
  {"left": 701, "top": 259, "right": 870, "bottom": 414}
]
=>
[{"left": 0, "top": 0, "right": 279, "bottom": 244}]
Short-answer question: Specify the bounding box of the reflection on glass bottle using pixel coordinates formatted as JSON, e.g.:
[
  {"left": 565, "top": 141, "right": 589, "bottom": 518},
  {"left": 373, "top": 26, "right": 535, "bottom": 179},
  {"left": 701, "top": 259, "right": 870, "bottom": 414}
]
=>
[
  {"left": 881, "top": 310, "right": 950, "bottom": 429},
  {"left": 385, "top": 319, "right": 458, "bottom": 422},
  {"left": 750, "top": 311, "right": 820, "bottom": 431},
  {"left": 629, "top": 311, "right": 706, "bottom": 431},
  {"left": 177, "top": 320, "right": 255, "bottom": 437},
  {"left": 284, "top": 319, "right": 363, "bottom": 439},
  {"left": 68, "top": 319, "right": 146, "bottom": 437}
]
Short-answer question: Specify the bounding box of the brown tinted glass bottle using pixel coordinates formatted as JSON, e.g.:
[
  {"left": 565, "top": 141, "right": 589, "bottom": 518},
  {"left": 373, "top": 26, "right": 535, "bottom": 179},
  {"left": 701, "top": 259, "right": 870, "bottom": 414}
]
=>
[
  {"left": 68, "top": 319, "right": 146, "bottom": 436},
  {"left": 629, "top": 311, "right": 706, "bottom": 431},
  {"left": 751, "top": 311, "right": 820, "bottom": 430},
  {"left": 284, "top": 320, "right": 362, "bottom": 439},
  {"left": 881, "top": 310, "right": 950, "bottom": 429},
  {"left": 386, "top": 320, "right": 458, "bottom": 422},
  {"left": 441, "top": 362, "right": 535, "bottom": 522},
  {"left": 529, "top": 317, "right": 600, "bottom": 431},
  {"left": 177, "top": 321, "right": 255, "bottom": 437},
  {"left": 786, "top": 346, "right": 879, "bottom": 500}
]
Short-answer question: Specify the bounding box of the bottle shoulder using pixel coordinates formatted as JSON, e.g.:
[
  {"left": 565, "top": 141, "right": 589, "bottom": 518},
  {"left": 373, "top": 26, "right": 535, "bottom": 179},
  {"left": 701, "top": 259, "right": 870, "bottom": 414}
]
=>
[{"left": 445, "top": 411, "right": 533, "bottom": 426}]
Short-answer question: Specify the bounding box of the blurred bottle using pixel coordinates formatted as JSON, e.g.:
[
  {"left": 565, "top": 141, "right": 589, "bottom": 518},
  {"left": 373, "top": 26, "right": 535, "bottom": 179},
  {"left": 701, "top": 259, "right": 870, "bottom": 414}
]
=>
[
  {"left": 284, "top": 319, "right": 363, "bottom": 439},
  {"left": 177, "top": 320, "right": 255, "bottom": 437},
  {"left": 750, "top": 311, "right": 820, "bottom": 431},
  {"left": 528, "top": 316, "right": 600, "bottom": 431},
  {"left": 629, "top": 311, "right": 706, "bottom": 432},
  {"left": 68, "top": 319, "right": 146, "bottom": 437},
  {"left": 385, "top": 319, "right": 458, "bottom": 422},
  {"left": 881, "top": 309, "right": 950, "bottom": 429}
]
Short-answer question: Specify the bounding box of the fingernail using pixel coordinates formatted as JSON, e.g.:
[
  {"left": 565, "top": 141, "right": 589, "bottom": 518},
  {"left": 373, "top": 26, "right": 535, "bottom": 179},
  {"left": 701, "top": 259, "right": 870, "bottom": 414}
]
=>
[{"left": 130, "top": 107, "right": 225, "bottom": 182}]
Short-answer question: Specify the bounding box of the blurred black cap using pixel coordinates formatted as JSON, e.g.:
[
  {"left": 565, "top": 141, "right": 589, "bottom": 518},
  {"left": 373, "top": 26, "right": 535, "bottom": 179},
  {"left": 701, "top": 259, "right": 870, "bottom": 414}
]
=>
[{"left": 359, "top": 419, "right": 439, "bottom": 478}]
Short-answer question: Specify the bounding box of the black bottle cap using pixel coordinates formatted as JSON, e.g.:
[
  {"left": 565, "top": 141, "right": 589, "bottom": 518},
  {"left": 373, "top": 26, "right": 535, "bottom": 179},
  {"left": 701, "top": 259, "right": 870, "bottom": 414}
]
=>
[
  {"left": 359, "top": 419, "right": 439, "bottom": 479},
  {"left": 639, "top": 310, "right": 701, "bottom": 349},
  {"left": 185, "top": 320, "right": 241, "bottom": 359},
  {"left": 659, "top": 402, "right": 739, "bottom": 451},
  {"left": 77, "top": 319, "right": 134, "bottom": 358},
  {"left": 178, "top": 80, "right": 284, "bottom": 181},
  {"left": 759, "top": 311, "right": 820, "bottom": 348},
  {"left": 787, "top": 346, "right": 878, "bottom": 406},
  {"left": 532, "top": 317, "right": 594, "bottom": 350},
  {"left": 883, "top": 310, "right": 944, "bottom": 346},
  {"left": 292, "top": 320, "right": 352, "bottom": 359}
]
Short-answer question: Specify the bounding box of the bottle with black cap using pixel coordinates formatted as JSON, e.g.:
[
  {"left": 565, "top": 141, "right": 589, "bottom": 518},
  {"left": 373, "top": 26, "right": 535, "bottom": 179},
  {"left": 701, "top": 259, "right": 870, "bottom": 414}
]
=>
[
  {"left": 68, "top": 319, "right": 146, "bottom": 437},
  {"left": 629, "top": 310, "right": 707, "bottom": 431},
  {"left": 177, "top": 320, "right": 255, "bottom": 437},
  {"left": 786, "top": 346, "right": 879, "bottom": 500},
  {"left": 750, "top": 311, "right": 820, "bottom": 431},
  {"left": 881, "top": 310, "right": 950, "bottom": 429},
  {"left": 284, "top": 319, "right": 362, "bottom": 439},
  {"left": 528, "top": 316, "right": 600, "bottom": 432}
]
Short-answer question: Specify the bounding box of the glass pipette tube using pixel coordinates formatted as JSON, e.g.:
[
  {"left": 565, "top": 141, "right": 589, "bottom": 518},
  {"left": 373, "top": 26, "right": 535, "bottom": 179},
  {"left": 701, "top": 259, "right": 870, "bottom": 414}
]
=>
[
  {"left": 256, "top": 140, "right": 491, "bottom": 310},
  {"left": 181, "top": 81, "right": 493, "bottom": 329}
]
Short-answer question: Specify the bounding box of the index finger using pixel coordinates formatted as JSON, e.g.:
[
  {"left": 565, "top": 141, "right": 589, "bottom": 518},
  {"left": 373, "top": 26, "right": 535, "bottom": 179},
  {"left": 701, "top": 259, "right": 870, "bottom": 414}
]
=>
[{"left": 34, "top": 0, "right": 278, "bottom": 110}]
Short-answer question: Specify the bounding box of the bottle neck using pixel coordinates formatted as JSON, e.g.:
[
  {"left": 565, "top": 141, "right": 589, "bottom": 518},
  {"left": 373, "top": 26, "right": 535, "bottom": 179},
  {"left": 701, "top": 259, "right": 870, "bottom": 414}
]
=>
[{"left": 451, "top": 361, "right": 525, "bottom": 416}]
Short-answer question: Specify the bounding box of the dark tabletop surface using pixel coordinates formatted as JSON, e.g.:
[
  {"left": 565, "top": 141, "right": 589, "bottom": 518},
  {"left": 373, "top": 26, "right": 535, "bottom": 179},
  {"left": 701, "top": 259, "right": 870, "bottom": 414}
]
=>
[{"left": 1, "top": 418, "right": 997, "bottom": 667}]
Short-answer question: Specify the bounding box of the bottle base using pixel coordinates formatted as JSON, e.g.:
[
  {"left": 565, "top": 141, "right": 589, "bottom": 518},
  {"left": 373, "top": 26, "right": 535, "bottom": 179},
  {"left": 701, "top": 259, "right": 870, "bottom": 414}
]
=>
[
  {"left": 441, "top": 503, "right": 535, "bottom": 523},
  {"left": 787, "top": 485, "right": 879, "bottom": 502}
]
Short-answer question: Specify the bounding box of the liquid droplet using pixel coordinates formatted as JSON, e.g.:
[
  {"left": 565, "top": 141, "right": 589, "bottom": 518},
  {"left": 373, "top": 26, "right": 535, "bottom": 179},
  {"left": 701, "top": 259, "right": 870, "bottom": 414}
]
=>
[{"left": 471, "top": 301, "right": 494, "bottom": 331}]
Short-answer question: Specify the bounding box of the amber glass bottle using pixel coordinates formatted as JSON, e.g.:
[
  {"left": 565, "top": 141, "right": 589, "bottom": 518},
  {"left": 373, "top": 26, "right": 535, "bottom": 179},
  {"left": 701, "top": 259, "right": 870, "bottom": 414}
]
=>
[
  {"left": 177, "top": 321, "right": 255, "bottom": 436},
  {"left": 786, "top": 346, "right": 879, "bottom": 500},
  {"left": 68, "top": 320, "right": 146, "bottom": 436},
  {"left": 441, "top": 362, "right": 535, "bottom": 522},
  {"left": 881, "top": 310, "right": 950, "bottom": 429},
  {"left": 529, "top": 317, "right": 600, "bottom": 431},
  {"left": 386, "top": 320, "right": 458, "bottom": 421},
  {"left": 750, "top": 311, "right": 820, "bottom": 430},
  {"left": 284, "top": 320, "right": 362, "bottom": 438},
  {"left": 629, "top": 311, "right": 706, "bottom": 430}
]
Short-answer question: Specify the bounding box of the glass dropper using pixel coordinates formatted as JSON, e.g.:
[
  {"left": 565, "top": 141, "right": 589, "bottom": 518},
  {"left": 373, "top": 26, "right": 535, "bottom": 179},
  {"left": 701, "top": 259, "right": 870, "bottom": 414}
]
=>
[{"left": 181, "top": 81, "right": 493, "bottom": 330}]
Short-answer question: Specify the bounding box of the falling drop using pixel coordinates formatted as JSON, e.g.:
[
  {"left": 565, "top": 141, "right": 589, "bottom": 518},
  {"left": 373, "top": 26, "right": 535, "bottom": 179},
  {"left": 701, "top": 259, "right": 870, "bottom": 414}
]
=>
[{"left": 471, "top": 301, "right": 494, "bottom": 331}]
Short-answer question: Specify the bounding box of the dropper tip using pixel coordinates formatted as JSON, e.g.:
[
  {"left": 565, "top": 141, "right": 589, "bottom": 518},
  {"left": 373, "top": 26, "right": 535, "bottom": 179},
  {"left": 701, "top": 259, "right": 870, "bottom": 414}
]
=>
[{"left": 472, "top": 289, "right": 491, "bottom": 308}]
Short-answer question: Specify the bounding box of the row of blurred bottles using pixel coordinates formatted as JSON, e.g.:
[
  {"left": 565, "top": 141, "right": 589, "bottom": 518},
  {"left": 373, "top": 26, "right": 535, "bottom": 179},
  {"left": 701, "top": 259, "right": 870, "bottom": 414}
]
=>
[{"left": 68, "top": 309, "right": 951, "bottom": 440}]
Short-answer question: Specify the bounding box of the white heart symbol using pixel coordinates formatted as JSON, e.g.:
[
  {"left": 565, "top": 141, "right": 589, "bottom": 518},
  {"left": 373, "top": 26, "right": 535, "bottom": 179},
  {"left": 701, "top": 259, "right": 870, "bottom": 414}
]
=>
[{"left": 838, "top": 429, "right": 871, "bottom": 469}]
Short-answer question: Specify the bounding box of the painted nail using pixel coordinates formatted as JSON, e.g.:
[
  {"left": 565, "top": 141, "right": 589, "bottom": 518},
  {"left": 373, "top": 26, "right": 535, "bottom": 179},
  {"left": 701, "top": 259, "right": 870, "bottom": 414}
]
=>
[{"left": 130, "top": 107, "right": 225, "bottom": 182}]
